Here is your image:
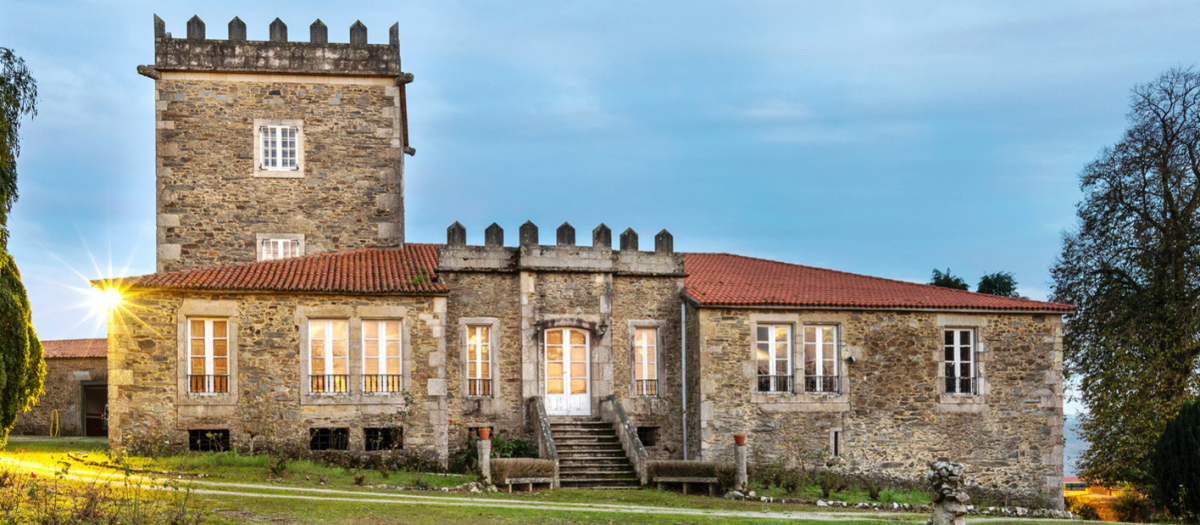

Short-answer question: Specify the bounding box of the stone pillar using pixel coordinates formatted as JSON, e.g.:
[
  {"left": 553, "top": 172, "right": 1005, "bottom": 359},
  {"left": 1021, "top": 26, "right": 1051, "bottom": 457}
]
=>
[
  {"left": 478, "top": 438, "right": 492, "bottom": 483},
  {"left": 927, "top": 461, "right": 969, "bottom": 525},
  {"left": 734, "top": 435, "right": 748, "bottom": 491}
]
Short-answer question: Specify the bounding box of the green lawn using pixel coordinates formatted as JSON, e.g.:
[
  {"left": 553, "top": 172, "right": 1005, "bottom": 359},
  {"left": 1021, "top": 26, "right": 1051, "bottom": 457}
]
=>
[{"left": 0, "top": 438, "right": 936, "bottom": 524}]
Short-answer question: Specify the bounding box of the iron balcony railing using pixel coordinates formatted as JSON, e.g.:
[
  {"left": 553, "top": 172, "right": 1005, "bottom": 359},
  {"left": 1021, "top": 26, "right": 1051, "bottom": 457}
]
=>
[
  {"left": 635, "top": 379, "right": 657, "bottom": 396},
  {"left": 467, "top": 378, "right": 492, "bottom": 397},
  {"left": 803, "top": 375, "right": 840, "bottom": 394},
  {"left": 188, "top": 375, "right": 229, "bottom": 394},
  {"left": 363, "top": 374, "right": 403, "bottom": 394},
  {"left": 311, "top": 374, "right": 349, "bottom": 394},
  {"left": 945, "top": 376, "right": 978, "bottom": 395},
  {"left": 757, "top": 374, "right": 793, "bottom": 393}
]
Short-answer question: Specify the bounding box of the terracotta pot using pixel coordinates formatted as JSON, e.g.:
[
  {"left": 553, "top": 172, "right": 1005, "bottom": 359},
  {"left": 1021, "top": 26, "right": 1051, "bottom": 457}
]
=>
[
  {"left": 734, "top": 434, "right": 746, "bottom": 447},
  {"left": 479, "top": 428, "right": 491, "bottom": 440}
]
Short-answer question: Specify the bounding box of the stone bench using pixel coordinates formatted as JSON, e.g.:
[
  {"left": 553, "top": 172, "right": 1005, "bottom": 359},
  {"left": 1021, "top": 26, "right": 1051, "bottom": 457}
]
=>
[
  {"left": 503, "top": 477, "right": 555, "bottom": 493},
  {"left": 653, "top": 476, "right": 719, "bottom": 496}
]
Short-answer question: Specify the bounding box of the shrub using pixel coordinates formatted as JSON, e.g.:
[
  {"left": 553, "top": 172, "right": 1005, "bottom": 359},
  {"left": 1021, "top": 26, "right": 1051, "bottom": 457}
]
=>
[
  {"left": 962, "top": 484, "right": 1052, "bottom": 509},
  {"left": 1152, "top": 400, "right": 1200, "bottom": 521},
  {"left": 1112, "top": 489, "right": 1152, "bottom": 523},
  {"left": 491, "top": 434, "right": 538, "bottom": 459},
  {"left": 647, "top": 460, "right": 718, "bottom": 479},
  {"left": 812, "top": 468, "right": 851, "bottom": 498},
  {"left": 492, "top": 458, "right": 555, "bottom": 482},
  {"left": 715, "top": 463, "right": 738, "bottom": 493},
  {"left": 1066, "top": 495, "right": 1101, "bottom": 521}
]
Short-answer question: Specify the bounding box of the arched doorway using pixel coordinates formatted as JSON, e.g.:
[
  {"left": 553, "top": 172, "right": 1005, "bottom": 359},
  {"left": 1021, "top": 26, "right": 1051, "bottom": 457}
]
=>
[{"left": 544, "top": 327, "right": 590, "bottom": 416}]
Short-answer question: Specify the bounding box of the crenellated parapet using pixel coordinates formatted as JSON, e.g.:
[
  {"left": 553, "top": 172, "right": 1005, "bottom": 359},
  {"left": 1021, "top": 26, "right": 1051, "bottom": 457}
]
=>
[
  {"left": 145, "top": 15, "right": 409, "bottom": 79},
  {"left": 438, "top": 222, "right": 685, "bottom": 276}
]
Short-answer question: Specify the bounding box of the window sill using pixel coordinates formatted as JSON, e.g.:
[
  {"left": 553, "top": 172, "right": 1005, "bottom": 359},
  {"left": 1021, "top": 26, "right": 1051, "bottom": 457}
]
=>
[
  {"left": 936, "top": 393, "right": 987, "bottom": 412},
  {"left": 253, "top": 170, "right": 304, "bottom": 179}
]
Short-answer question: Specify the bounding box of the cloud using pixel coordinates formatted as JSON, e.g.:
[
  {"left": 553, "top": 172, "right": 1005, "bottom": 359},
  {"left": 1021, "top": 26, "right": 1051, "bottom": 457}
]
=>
[{"left": 737, "top": 98, "right": 813, "bottom": 121}]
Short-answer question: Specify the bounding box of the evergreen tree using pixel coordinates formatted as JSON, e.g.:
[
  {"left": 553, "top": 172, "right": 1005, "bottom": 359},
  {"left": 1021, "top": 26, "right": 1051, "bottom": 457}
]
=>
[
  {"left": 1152, "top": 400, "right": 1200, "bottom": 521},
  {"left": 929, "top": 268, "right": 969, "bottom": 290},
  {"left": 0, "top": 47, "right": 42, "bottom": 446}
]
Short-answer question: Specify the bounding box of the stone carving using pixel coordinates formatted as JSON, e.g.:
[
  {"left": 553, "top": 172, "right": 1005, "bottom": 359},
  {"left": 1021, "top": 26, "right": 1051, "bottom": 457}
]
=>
[{"left": 926, "top": 461, "right": 969, "bottom": 525}]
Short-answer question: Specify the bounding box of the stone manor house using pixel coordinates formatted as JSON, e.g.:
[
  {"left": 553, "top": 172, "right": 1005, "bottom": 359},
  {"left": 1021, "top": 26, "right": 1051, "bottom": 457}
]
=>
[{"left": 100, "top": 15, "right": 1072, "bottom": 499}]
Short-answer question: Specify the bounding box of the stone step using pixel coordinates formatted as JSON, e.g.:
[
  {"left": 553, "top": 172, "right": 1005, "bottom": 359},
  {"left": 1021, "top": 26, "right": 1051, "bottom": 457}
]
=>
[
  {"left": 559, "top": 469, "right": 636, "bottom": 478},
  {"left": 553, "top": 433, "right": 619, "bottom": 440},
  {"left": 558, "top": 478, "right": 640, "bottom": 487},
  {"left": 556, "top": 460, "right": 628, "bottom": 467},
  {"left": 557, "top": 445, "right": 624, "bottom": 451},
  {"left": 556, "top": 450, "right": 626, "bottom": 457},
  {"left": 560, "top": 472, "right": 637, "bottom": 481},
  {"left": 555, "top": 441, "right": 622, "bottom": 448}
]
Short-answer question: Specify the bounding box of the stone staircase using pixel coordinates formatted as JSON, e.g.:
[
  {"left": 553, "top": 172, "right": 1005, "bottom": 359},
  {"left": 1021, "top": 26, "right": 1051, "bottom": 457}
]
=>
[{"left": 551, "top": 418, "right": 640, "bottom": 489}]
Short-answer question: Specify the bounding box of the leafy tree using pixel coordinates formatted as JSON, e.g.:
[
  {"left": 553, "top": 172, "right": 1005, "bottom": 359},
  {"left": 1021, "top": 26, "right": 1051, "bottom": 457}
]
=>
[
  {"left": 976, "top": 271, "right": 1020, "bottom": 297},
  {"left": 1051, "top": 68, "right": 1200, "bottom": 486},
  {"left": 0, "top": 48, "right": 41, "bottom": 446},
  {"left": 928, "top": 268, "right": 969, "bottom": 290},
  {"left": 1152, "top": 400, "right": 1200, "bottom": 522},
  {"left": 0, "top": 47, "right": 37, "bottom": 248}
]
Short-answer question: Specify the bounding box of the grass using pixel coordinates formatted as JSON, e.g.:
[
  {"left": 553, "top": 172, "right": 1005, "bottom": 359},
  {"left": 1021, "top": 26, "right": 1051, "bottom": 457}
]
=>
[
  {"left": 0, "top": 438, "right": 940, "bottom": 524},
  {"left": 196, "top": 494, "right": 918, "bottom": 525}
]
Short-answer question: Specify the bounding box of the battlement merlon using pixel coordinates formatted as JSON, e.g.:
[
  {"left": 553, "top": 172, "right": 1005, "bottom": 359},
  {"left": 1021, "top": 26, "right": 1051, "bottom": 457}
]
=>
[{"left": 142, "top": 15, "right": 410, "bottom": 80}]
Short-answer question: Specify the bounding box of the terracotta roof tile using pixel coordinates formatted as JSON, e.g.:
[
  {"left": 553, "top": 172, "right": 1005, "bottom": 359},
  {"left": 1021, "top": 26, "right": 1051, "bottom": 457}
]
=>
[
  {"left": 112, "top": 244, "right": 1071, "bottom": 312},
  {"left": 43, "top": 338, "right": 107, "bottom": 359},
  {"left": 122, "top": 244, "right": 448, "bottom": 294},
  {"left": 683, "top": 252, "right": 1074, "bottom": 312}
]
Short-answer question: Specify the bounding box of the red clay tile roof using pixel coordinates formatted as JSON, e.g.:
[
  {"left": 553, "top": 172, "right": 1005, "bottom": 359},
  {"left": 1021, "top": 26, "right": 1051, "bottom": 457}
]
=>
[
  {"left": 122, "top": 244, "right": 448, "bottom": 294},
  {"left": 683, "top": 253, "right": 1074, "bottom": 312},
  {"left": 43, "top": 338, "right": 107, "bottom": 359}
]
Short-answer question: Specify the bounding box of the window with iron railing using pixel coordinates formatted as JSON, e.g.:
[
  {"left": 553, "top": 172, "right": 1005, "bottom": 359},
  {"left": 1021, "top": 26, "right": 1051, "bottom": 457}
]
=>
[
  {"left": 188, "top": 318, "right": 230, "bottom": 395},
  {"left": 634, "top": 327, "right": 657, "bottom": 396},
  {"left": 944, "top": 329, "right": 977, "bottom": 395},
  {"left": 188, "top": 374, "right": 229, "bottom": 394},
  {"left": 363, "top": 320, "right": 402, "bottom": 394},
  {"left": 756, "top": 324, "right": 792, "bottom": 392},
  {"left": 803, "top": 325, "right": 839, "bottom": 394},
  {"left": 467, "top": 325, "right": 492, "bottom": 397},
  {"left": 309, "top": 320, "right": 349, "bottom": 394}
]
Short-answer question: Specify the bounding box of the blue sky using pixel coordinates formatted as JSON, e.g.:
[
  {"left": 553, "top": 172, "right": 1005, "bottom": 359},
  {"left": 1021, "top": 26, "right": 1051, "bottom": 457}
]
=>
[{"left": 3, "top": 1, "right": 1197, "bottom": 381}]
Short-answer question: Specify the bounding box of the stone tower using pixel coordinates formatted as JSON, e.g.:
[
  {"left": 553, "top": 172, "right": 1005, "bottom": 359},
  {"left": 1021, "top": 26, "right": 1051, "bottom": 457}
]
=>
[{"left": 141, "top": 15, "right": 412, "bottom": 272}]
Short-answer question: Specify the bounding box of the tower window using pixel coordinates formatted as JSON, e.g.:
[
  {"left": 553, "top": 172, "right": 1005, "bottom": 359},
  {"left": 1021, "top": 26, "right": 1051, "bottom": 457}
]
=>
[{"left": 260, "top": 125, "right": 298, "bottom": 171}]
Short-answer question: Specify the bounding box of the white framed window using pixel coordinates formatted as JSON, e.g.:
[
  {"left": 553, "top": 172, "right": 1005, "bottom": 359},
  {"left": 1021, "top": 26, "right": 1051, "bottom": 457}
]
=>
[
  {"left": 363, "top": 320, "right": 402, "bottom": 394},
  {"left": 634, "top": 327, "right": 657, "bottom": 396},
  {"left": 944, "top": 329, "right": 976, "bottom": 395},
  {"left": 756, "top": 324, "right": 792, "bottom": 392},
  {"left": 259, "top": 125, "right": 298, "bottom": 171},
  {"left": 309, "top": 320, "right": 349, "bottom": 394},
  {"left": 466, "top": 325, "right": 492, "bottom": 397},
  {"left": 188, "top": 318, "right": 230, "bottom": 394},
  {"left": 261, "top": 238, "right": 301, "bottom": 260},
  {"left": 802, "top": 325, "right": 839, "bottom": 393}
]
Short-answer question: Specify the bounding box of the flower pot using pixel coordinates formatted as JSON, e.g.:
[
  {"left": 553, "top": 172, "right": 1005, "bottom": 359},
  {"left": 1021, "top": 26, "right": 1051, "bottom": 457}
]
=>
[
  {"left": 479, "top": 428, "right": 491, "bottom": 440},
  {"left": 734, "top": 434, "right": 746, "bottom": 447}
]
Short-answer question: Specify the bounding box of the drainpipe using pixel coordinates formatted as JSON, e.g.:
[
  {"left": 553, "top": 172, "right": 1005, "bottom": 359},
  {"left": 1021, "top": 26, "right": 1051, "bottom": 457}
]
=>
[{"left": 681, "top": 302, "right": 688, "bottom": 460}]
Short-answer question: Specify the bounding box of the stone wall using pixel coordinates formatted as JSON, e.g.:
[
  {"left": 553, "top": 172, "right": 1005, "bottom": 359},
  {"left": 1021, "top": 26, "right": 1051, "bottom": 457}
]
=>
[
  {"left": 107, "top": 290, "right": 447, "bottom": 463},
  {"left": 610, "top": 276, "right": 684, "bottom": 459},
  {"left": 153, "top": 74, "right": 405, "bottom": 272},
  {"left": 695, "top": 307, "right": 1064, "bottom": 504},
  {"left": 12, "top": 357, "right": 107, "bottom": 436},
  {"left": 443, "top": 272, "right": 525, "bottom": 456}
]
